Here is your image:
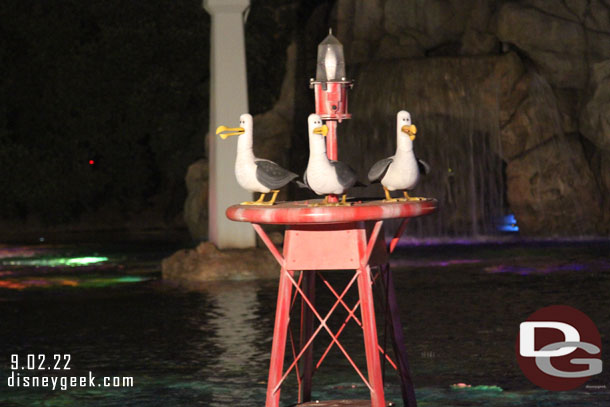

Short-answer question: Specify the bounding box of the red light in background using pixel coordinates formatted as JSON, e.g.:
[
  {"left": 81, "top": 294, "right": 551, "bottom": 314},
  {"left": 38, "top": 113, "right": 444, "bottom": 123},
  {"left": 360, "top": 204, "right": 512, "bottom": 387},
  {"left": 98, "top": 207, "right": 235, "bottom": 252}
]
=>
[{"left": 89, "top": 160, "right": 95, "bottom": 165}]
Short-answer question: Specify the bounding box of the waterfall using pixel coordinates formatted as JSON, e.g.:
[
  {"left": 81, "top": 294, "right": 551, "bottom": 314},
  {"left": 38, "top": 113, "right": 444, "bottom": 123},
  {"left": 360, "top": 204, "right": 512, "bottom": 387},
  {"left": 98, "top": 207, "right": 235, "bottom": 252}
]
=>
[{"left": 340, "top": 57, "right": 507, "bottom": 238}]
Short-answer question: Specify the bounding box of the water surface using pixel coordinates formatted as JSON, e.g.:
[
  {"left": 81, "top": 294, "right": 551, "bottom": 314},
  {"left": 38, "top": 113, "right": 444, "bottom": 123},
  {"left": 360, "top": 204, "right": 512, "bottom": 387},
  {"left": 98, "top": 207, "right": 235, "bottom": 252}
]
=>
[{"left": 0, "top": 240, "right": 608, "bottom": 406}]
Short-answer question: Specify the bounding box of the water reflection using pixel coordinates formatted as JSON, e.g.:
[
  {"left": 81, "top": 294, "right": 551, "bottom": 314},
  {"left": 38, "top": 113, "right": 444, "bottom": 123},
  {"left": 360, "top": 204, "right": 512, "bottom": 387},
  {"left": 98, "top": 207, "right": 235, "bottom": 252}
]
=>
[
  {"left": 208, "top": 282, "right": 260, "bottom": 371},
  {"left": 191, "top": 281, "right": 272, "bottom": 406}
]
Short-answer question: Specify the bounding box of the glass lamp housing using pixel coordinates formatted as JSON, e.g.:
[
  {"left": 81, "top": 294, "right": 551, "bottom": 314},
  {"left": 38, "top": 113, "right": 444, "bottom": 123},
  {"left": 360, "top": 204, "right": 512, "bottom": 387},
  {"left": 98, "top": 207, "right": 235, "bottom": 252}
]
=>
[{"left": 315, "top": 31, "right": 346, "bottom": 82}]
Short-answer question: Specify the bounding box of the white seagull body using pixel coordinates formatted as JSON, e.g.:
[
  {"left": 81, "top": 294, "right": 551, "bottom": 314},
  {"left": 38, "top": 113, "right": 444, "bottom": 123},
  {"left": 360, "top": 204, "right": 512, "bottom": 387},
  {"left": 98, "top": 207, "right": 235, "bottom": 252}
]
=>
[
  {"left": 368, "top": 110, "right": 429, "bottom": 201},
  {"left": 303, "top": 114, "right": 359, "bottom": 204},
  {"left": 216, "top": 113, "right": 297, "bottom": 205}
]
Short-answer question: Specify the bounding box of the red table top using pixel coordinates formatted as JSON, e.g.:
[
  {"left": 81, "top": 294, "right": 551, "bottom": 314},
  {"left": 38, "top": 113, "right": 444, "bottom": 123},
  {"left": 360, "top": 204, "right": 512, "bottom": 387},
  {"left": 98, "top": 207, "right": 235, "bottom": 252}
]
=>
[{"left": 226, "top": 198, "right": 437, "bottom": 225}]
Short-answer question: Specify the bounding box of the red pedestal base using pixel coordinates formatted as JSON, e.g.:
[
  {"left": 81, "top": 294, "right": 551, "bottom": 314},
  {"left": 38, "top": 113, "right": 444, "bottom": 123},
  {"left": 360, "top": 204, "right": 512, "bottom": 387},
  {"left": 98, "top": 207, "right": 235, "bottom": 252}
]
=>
[{"left": 227, "top": 200, "right": 435, "bottom": 407}]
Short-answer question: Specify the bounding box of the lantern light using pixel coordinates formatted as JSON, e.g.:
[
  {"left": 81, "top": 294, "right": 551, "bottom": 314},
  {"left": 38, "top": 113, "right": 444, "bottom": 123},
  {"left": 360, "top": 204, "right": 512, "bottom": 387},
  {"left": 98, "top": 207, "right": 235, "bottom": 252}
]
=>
[{"left": 315, "top": 29, "right": 346, "bottom": 82}]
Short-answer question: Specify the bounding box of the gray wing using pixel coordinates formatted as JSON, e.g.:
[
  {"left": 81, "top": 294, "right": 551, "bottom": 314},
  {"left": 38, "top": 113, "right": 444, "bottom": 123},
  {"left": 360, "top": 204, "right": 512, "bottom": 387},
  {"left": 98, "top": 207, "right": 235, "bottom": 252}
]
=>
[
  {"left": 368, "top": 157, "right": 393, "bottom": 182},
  {"left": 255, "top": 159, "right": 298, "bottom": 190},
  {"left": 329, "top": 160, "right": 357, "bottom": 188},
  {"left": 417, "top": 159, "right": 430, "bottom": 175}
]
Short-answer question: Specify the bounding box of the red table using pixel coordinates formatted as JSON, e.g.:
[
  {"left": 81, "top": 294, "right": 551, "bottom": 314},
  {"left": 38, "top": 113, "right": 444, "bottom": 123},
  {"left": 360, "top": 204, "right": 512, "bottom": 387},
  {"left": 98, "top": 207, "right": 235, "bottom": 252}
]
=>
[{"left": 227, "top": 198, "right": 436, "bottom": 407}]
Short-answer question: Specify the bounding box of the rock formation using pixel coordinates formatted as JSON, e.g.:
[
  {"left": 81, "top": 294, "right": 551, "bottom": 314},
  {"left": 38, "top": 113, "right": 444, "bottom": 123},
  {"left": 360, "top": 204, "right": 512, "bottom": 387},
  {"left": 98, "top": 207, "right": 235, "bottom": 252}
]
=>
[
  {"left": 333, "top": 0, "right": 610, "bottom": 235},
  {"left": 162, "top": 242, "right": 278, "bottom": 284}
]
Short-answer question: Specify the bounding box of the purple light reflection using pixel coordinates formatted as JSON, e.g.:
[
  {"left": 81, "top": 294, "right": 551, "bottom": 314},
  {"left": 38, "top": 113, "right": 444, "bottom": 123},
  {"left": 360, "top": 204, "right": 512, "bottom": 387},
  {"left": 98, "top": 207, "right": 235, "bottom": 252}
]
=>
[
  {"left": 0, "top": 271, "right": 16, "bottom": 277},
  {"left": 485, "top": 265, "right": 538, "bottom": 275},
  {"left": 391, "top": 258, "right": 482, "bottom": 268},
  {"left": 0, "top": 246, "right": 63, "bottom": 259},
  {"left": 485, "top": 261, "right": 609, "bottom": 275}
]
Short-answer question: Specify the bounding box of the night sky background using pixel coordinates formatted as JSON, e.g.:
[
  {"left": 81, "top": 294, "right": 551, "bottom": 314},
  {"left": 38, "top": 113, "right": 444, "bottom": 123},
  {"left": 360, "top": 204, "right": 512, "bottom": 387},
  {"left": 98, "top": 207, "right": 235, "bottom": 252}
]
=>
[{"left": 1, "top": 0, "right": 319, "bottom": 231}]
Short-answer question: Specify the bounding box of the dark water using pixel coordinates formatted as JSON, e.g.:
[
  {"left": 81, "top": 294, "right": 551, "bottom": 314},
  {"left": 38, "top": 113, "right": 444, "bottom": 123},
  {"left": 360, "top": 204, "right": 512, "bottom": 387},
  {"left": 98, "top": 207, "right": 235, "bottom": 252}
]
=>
[{"left": 0, "top": 240, "right": 609, "bottom": 406}]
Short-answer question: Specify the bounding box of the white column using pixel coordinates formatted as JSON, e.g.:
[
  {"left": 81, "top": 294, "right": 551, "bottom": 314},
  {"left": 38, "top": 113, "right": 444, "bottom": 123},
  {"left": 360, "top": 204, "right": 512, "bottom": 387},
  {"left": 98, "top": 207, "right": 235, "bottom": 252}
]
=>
[{"left": 204, "top": 0, "right": 255, "bottom": 249}]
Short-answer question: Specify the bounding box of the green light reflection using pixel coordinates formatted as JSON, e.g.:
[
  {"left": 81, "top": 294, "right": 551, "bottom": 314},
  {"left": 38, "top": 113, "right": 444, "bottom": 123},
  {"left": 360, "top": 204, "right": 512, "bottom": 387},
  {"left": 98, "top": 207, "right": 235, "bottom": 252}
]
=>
[
  {"left": 2, "top": 256, "right": 109, "bottom": 267},
  {"left": 65, "top": 257, "right": 109, "bottom": 266}
]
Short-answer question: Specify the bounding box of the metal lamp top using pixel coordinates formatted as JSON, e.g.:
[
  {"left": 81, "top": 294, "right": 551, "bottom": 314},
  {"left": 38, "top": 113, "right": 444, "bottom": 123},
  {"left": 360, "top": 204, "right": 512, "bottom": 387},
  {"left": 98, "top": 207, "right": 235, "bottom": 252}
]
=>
[{"left": 315, "top": 29, "right": 346, "bottom": 82}]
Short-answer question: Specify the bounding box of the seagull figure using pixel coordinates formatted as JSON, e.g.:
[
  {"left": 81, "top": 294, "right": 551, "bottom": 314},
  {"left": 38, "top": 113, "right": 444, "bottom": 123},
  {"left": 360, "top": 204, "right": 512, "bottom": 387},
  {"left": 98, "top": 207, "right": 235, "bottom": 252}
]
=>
[
  {"left": 216, "top": 113, "right": 297, "bottom": 205},
  {"left": 368, "top": 110, "right": 429, "bottom": 201},
  {"left": 302, "top": 114, "right": 360, "bottom": 205}
]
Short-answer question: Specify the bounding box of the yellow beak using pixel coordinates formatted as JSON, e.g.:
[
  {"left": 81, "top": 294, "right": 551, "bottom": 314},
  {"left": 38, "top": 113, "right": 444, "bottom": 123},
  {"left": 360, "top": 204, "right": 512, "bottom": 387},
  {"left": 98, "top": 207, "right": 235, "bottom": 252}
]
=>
[
  {"left": 313, "top": 125, "right": 329, "bottom": 137},
  {"left": 401, "top": 124, "right": 417, "bottom": 141},
  {"left": 216, "top": 126, "right": 245, "bottom": 139}
]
